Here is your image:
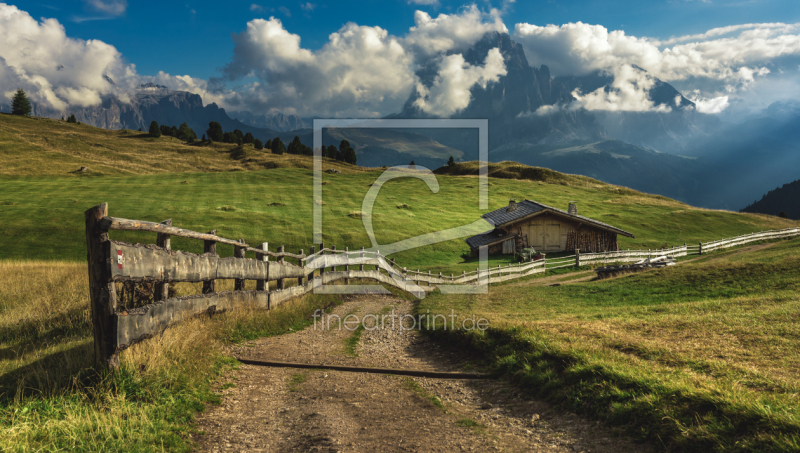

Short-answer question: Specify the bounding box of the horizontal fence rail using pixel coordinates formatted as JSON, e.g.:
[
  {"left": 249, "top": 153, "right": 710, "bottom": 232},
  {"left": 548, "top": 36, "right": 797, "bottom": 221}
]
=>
[{"left": 85, "top": 203, "right": 800, "bottom": 370}]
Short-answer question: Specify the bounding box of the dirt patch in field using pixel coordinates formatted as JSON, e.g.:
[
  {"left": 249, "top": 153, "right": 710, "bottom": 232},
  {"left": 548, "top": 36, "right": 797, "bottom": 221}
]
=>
[{"left": 193, "top": 295, "right": 650, "bottom": 452}]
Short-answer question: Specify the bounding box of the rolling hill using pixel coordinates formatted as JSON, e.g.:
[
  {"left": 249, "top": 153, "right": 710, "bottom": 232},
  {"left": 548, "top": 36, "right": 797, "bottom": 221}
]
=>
[{"left": 0, "top": 113, "right": 794, "bottom": 268}]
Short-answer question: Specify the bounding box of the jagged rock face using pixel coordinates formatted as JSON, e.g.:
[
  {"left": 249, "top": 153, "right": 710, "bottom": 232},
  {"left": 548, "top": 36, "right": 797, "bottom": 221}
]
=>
[
  {"left": 229, "top": 111, "right": 310, "bottom": 132},
  {"left": 397, "top": 32, "right": 604, "bottom": 148},
  {"left": 27, "top": 86, "right": 277, "bottom": 139}
]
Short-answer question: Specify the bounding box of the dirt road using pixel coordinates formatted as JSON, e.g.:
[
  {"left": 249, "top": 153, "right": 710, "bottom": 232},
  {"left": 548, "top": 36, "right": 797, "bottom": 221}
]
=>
[{"left": 194, "top": 295, "right": 648, "bottom": 452}]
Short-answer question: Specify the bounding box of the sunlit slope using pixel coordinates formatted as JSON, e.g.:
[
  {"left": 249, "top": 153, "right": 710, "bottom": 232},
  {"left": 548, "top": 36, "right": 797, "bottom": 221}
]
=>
[
  {"left": 0, "top": 113, "right": 359, "bottom": 176},
  {"left": 0, "top": 163, "right": 794, "bottom": 266}
]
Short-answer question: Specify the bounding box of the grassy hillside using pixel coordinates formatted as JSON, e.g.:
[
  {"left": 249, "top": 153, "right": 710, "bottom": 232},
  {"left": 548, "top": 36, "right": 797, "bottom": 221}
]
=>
[
  {"left": 1, "top": 161, "right": 796, "bottom": 268},
  {"left": 0, "top": 112, "right": 795, "bottom": 268},
  {"left": 0, "top": 113, "right": 349, "bottom": 176},
  {"left": 419, "top": 237, "right": 800, "bottom": 451},
  {"left": 0, "top": 260, "right": 342, "bottom": 451}
]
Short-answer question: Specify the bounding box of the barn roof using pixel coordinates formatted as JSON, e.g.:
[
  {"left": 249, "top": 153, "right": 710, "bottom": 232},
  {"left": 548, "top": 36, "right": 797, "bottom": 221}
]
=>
[
  {"left": 464, "top": 230, "right": 516, "bottom": 249},
  {"left": 480, "top": 199, "right": 634, "bottom": 239}
]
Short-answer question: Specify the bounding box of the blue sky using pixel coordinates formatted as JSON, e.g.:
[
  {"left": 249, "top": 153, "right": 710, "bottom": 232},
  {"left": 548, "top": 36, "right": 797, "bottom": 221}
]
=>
[
  {"left": 4, "top": 0, "right": 800, "bottom": 118},
  {"left": 22, "top": 0, "right": 799, "bottom": 80}
]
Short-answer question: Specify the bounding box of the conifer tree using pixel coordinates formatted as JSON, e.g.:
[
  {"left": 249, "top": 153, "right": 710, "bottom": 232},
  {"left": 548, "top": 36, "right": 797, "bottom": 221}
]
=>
[
  {"left": 149, "top": 121, "right": 161, "bottom": 138},
  {"left": 206, "top": 122, "right": 224, "bottom": 142},
  {"left": 11, "top": 88, "right": 31, "bottom": 116}
]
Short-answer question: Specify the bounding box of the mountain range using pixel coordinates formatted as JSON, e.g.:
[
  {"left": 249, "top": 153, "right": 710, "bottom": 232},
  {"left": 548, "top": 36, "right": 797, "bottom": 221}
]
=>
[{"left": 13, "top": 32, "right": 798, "bottom": 214}]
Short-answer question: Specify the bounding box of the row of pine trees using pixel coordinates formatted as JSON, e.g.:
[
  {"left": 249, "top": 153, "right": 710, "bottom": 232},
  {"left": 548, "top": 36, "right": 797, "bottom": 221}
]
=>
[{"left": 10, "top": 89, "right": 357, "bottom": 165}]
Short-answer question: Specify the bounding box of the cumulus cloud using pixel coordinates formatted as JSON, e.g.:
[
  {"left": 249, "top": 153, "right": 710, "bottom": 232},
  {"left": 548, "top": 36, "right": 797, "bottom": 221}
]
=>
[
  {"left": 217, "top": 6, "right": 514, "bottom": 116},
  {"left": 222, "top": 17, "right": 415, "bottom": 117},
  {"left": 413, "top": 47, "right": 507, "bottom": 116},
  {"left": 513, "top": 21, "right": 800, "bottom": 112},
  {"left": 0, "top": 3, "right": 236, "bottom": 113},
  {"left": 83, "top": 0, "right": 127, "bottom": 15},
  {"left": 571, "top": 65, "right": 671, "bottom": 112},
  {"left": 0, "top": 4, "right": 133, "bottom": 110},
  {"left": 403, "top": 5, "right": 507, "bottom": 61}
]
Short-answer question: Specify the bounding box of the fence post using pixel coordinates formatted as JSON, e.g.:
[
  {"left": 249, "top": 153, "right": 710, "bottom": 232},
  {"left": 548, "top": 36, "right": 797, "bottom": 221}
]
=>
[
  {"left": 344, "top": 246, "right": 349, "bottom": 284},
  {"left": 360, "top": 247, "right": 365, "bottom": 271},
  {"left": 234, "top": 239, "right": 246, "bottom": 291},
  {"left": 575, "top": 248, "right": 580, "bottom": 268},
  {"left": 154, "top": 219, "right": 172, "bottom": 301},
  {"left": 319, "top": 242, "right": 325, "bottom": 276},
  {"left": 298, "top": 249, "right": 304, "bottom": 286},
  {"left": 202, "top": 230, "right": 217, "bottom": 294},
  {"left": 85, "top": 203, "right": 119, "bottom": 371},
  {"left": 277, "top": 245, "right": 285, "bottom": 290},
  {"left": 698, "top": 242, "right": 703, "bottom": 255},
  {"left": 331, "top": 245, "right": 336, "bottom": 272},
  {"left": 307, "top": 246, "right": 315, "bottom": 285},
  {"left": 256, "top": 243, "right": 268, "bottom": 291}
]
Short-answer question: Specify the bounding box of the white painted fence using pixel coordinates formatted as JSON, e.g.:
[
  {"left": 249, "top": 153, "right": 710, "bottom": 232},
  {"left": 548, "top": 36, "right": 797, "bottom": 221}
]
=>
[{"left": 305, "top": 226, "right": 800, "bottom": 290}]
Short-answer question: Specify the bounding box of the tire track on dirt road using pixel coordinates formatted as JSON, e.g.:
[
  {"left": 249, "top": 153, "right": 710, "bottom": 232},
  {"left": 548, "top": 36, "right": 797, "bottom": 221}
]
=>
[{"left": 194, "top": 295, "right": 650, "bottom": 452}]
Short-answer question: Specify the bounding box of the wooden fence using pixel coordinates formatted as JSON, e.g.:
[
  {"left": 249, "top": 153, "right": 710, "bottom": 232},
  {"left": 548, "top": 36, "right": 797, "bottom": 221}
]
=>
[{"left": 85, "top": 203, "right": 800, "bottom": 370}]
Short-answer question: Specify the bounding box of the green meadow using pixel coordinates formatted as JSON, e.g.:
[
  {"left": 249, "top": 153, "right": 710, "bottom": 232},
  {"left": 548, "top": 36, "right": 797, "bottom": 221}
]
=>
[
  {"left": 1, "top": 166, "right": 795, "bottom": 271},
  {"left": 420, "top": 237, "right": 800, "bottom": 452},
  {"left": 2, "top": 114, "right": 800, "bottom": 452}
]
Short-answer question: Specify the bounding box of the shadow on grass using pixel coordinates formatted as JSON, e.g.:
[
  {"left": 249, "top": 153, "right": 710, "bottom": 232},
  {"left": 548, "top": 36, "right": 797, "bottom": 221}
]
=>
[
  {"left": 0, "top": 307, "right": 90, "bottom": 347},
  {"left": 0, "top": 341, "right": 95, "bottom": 403}
]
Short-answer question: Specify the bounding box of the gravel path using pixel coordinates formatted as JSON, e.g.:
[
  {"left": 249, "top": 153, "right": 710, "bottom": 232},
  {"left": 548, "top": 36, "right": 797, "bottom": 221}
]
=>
[{"left": 193, "top": 295, "right": 650, "bottom": 452}]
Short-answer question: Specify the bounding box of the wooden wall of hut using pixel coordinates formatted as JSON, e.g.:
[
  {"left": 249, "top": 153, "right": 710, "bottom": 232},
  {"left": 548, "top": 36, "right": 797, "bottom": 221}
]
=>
[{"left": 566, "top": 230, "right": 619, "bottom": 252}]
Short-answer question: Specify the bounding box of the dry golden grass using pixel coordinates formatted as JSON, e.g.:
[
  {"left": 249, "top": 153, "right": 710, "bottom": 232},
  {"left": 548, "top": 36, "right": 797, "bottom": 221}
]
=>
[
  {"left": 0, "top": 260, "right": 338, "bottom": 451},
  {"left": 0, "top": 113, "right": 367, "bottom": 177}
]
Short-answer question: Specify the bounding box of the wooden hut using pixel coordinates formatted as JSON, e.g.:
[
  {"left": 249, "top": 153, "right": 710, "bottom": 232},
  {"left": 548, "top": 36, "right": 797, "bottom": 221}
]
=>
[{"left": 465, "top": 200, "right": 634, "bottom": 256}]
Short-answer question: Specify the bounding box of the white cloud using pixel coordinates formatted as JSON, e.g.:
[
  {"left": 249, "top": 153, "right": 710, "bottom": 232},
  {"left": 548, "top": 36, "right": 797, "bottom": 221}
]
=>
[
  {"left": 250, "top": 4, "right": 264, "bottom": 12},
  {"left": 513, "top": 21, "right": 800, "bottom": 112},
  {"left": 413, "top": 47, "right": 507, "bottom": 116},
  {"left": 0, "top": 4, "right": 235, "bottom": 113},
  {"left": 83, "top": 0, "right": 127, "bottom": 15},
  {"left": 0, "top": 4, "right": 132, "bottom": 110},
  {"left": 278, "top": 6, "right": 291, "bottom": 17},
  {"left": 571, "top": 65, "right": 671, "bottom": 112},
  {"left": 691, "top": 95, "right": 730, "bottom": 113},
  {"left": 403, "top": 5, "right": 507, "bottom": 61},
  {"left": 222, "top": 17, "right": 415, "bottom": 117},
  {"left": 300, "top": 2, "right": 316, "bottom": 12},
  {"left": 407, "top": 0, "right": 440, "bottom": 6}
]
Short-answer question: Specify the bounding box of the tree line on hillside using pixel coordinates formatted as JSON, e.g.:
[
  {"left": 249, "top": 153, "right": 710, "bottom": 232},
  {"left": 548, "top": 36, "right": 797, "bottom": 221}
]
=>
[
  {"left": 740, "top": 179, "right": 800, "bottom": 220},
  {"left": 203, "top": 121, "right": 356, "bottom": 164},
  {"left": 147, "top": 120, "right": 197, "bottom": 142}
]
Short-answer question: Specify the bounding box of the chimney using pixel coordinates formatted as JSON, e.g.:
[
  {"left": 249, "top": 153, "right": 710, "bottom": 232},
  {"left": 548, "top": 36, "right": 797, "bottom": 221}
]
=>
[
  {"left": 568, "top": 202, "right": 577, "bottom": 215},
  {"left": 507, "top": 199, "right": 518, "bottom": 212}
]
